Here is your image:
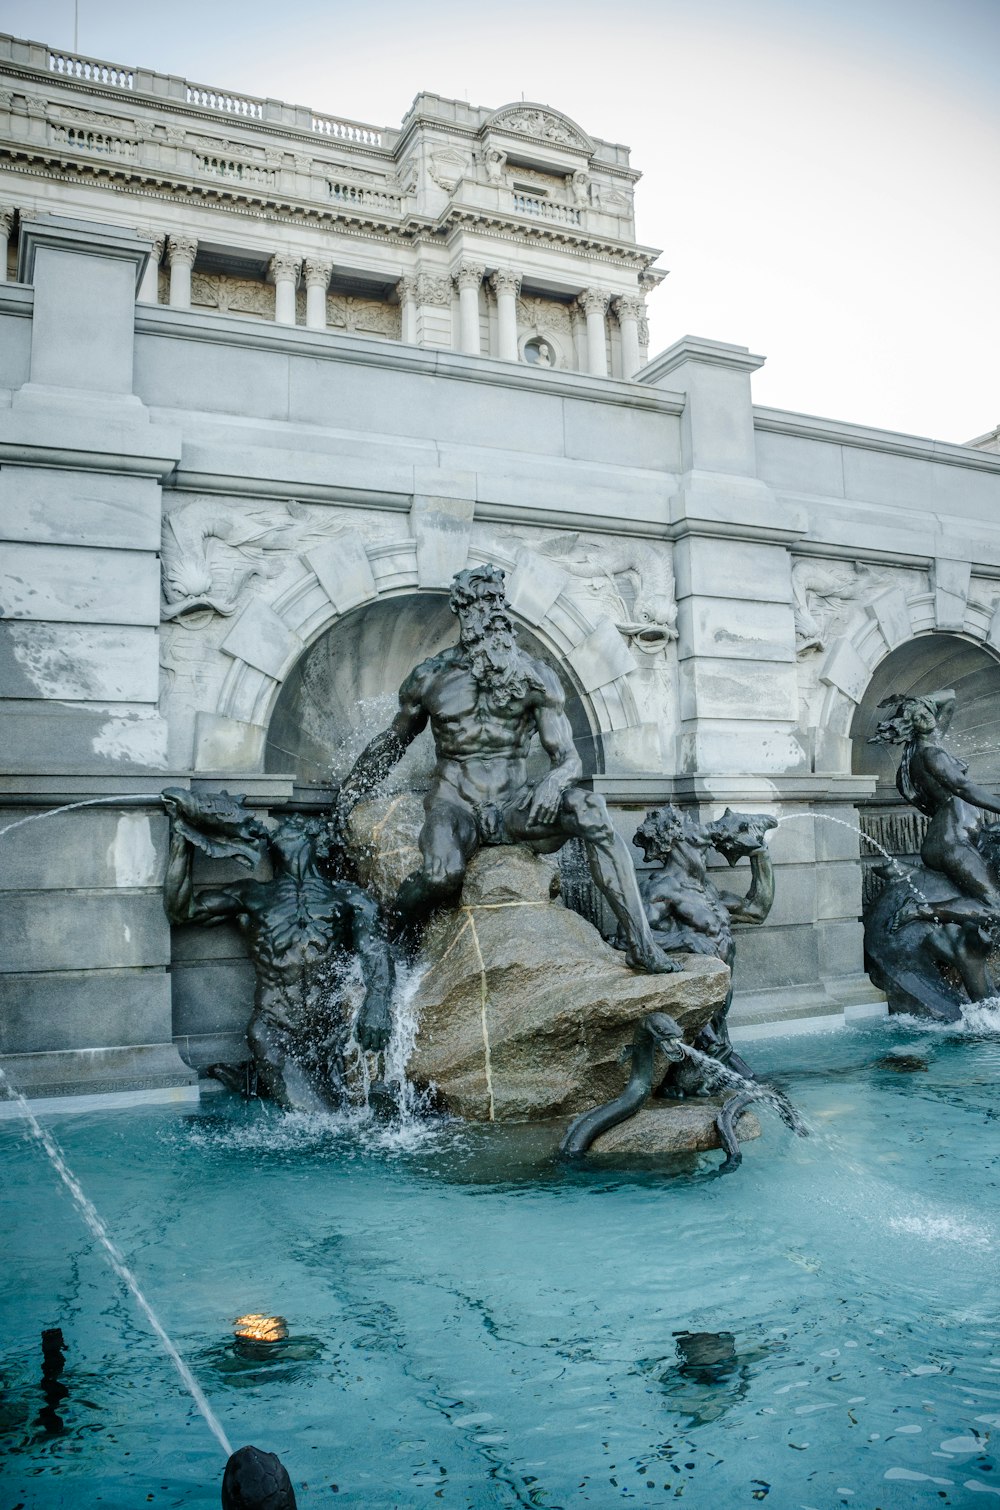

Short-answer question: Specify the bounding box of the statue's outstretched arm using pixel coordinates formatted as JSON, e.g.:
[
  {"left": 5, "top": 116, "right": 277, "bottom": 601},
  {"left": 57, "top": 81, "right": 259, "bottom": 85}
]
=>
[
  {"left": 924, "top": 746, "right": 1000, "bottom": 814},
  {"left": 340, "top": 673, "right": 429, "bottom": 811}
]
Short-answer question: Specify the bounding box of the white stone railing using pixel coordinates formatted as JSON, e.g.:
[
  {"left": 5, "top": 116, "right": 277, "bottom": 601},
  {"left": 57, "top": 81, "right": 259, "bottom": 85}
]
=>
[
  {"left": 511, "top": 192, "right": 581, "bottom": 226},
  {"left": 185, "top": 84, "right": 264, "bottom": 119},
  {"left": 327, "top": 180, "right": 401, "bottom": 214},
  {"left": 48, "top": 49, "right": 134, "bottom": 89},
  {"left": 312, "top": 113, "right": 383, "bottom": 147},
  {"left": 51, "top": 124, "right": 138, "bottom": 160},
  {"left": 197, "top": 155, "right": 275, "bottom": 187}
]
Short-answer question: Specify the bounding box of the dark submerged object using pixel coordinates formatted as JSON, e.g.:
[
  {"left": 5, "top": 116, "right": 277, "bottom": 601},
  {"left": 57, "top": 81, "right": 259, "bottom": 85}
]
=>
[
  {"left": 863, "top": 691, "right": 1000, "bottom": 1020},
  {"left": 339, "top": 564, "right": 678, "bottom": 974},
  {"left": 221, "top": 1445, "right": 297, "bottom": 1509},
  {"left": 632, "top": 803, "right": 777, "bottom": 1077},
  {"left": 163, "top": 791, "right": 395, "bottom": 1111}
]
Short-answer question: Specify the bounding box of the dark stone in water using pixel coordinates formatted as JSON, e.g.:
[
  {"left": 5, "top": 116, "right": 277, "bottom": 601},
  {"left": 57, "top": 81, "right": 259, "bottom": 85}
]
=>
[
  {"left": 876, "top": 1054, "right": 929, "bottom": 1073},
  {"left": 673, "top": 1329, "right": 738, "bottom": 1380},
  {"left": 222, "top": 1445, "right": 296, "bottom": 1508}
]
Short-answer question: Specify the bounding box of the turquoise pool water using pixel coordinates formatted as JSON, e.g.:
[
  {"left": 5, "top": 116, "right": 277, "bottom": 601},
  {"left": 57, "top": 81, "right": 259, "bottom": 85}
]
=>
[{"left": 2, "top": 1015, "right": 1000, "bottom": 1509}]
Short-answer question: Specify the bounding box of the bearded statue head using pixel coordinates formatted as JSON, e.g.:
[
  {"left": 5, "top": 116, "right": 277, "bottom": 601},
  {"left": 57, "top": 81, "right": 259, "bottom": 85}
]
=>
[{"left": 448, "top": 564, "right": 527, "bottom": 705}]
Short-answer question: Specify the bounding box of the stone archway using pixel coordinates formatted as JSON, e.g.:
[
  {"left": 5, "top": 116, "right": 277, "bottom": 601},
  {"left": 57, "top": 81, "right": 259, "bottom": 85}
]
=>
[
  {"left": 191, "top": 511, "right": 655, "bottom": 774},
  {"left": 264, "top": 590, "right": 600, "bottom": 786}
]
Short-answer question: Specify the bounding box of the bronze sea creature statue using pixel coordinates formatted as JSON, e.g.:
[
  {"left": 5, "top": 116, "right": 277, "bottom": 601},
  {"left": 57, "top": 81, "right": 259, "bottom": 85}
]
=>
[
  {"left": 162, "top": 788, "right": 395, "bottom": 1111},
  {"left": 863, "top": 690, "right": 1000, "bottom": 1020}
]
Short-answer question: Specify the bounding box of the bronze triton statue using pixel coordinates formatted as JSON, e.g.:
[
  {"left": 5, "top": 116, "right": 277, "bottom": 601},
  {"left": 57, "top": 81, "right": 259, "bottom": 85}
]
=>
[
  {"left": 341, "top": 564, "right": 677, "bottom": 972},
  {"left": 162, "top": 789, "right": 394, "bottom": 1110}
]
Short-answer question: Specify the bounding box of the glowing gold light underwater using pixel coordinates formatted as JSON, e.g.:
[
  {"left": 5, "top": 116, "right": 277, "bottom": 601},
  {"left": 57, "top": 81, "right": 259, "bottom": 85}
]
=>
[{"left": 233, "top": 1314, "right": 289, "bottom": 1343}]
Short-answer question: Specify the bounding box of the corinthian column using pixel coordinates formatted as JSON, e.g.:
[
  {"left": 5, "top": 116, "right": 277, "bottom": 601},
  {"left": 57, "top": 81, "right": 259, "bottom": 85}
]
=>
[
  {"left": 0, "top": 205, "right": 15, "bottom": 283},
  {"left": 303, "top": 257, "right": 332, "bottom": 330},
  {"left": 270, "top": 254, "right": 301, "bottom": 326},
  {"left": 578, "top": 288, "right": 610, "bottom": 377},
  {"left": 397, "top": 274, "right": 418, "bottom": 344},
  {"left": 490, "top": 267, "right": 521, "bottom": 361},
  {"left": 167, "top": 233, "right": 197, "bottom": 310},
  {"left": 453, "top": 261, "right": 485, "bottom": 356},
  {"left": 613, "top": 293, "right": 644, "bottom": 378}
]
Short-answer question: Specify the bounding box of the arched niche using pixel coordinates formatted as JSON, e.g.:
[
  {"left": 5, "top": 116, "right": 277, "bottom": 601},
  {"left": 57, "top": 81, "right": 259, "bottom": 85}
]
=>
[
  {"left": 851, "top": 633, "right": 1000, "bottom": 796},
  {"left": 265, "top": 590, "right": 601, "bottom": 787}
]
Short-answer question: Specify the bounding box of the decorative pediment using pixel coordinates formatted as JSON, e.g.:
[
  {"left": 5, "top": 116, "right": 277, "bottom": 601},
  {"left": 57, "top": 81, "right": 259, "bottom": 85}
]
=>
[{"left": 483, "top": 103, "right": 593, "bottom": 157}]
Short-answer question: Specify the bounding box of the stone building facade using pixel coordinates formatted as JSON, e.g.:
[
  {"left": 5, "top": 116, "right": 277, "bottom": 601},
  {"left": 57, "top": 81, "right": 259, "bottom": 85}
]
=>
[{"left": 3, "top": 32, "right": 1000, "bottom": 1095}]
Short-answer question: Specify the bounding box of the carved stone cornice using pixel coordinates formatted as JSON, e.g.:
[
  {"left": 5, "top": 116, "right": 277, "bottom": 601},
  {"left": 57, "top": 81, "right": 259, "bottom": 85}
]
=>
[
  {"left": 166, "top": 233, "right": 198, "bottom": 268},
  {"left": 269, "top": 253, "right": 302, "bottom": 284},
  {"left": 415, "top": 273, "right": 451, "bottom": 307},
  {"left": 613, "top": 294, "right": 644, "bottom": 323},
  {"left": 490, "top": 267, "right": 521, "bottom": 298},
  {"left": 303, "top": 257, "right": 333, "bottom": 289},
  {"left": 0, "top": 205, "right": 16, "bottom": 239},
  {"left": 578, "top": 287, "right": 611, "bottom": 317},
  {"left": 453, "top": 261, "right": 485, "bottom": 293},
  {"left": 396, "top": 274, "right": 418, "bottom": 304}
]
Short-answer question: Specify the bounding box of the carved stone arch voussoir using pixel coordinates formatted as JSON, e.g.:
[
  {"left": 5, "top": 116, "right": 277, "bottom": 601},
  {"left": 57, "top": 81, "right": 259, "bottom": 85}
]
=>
[{"left": 196, "top": 529, "right": 647, "bottom": 773}]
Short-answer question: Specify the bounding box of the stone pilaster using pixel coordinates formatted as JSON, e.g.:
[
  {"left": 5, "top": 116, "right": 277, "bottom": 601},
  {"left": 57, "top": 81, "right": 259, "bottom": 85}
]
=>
[
  {"left": 397, "top": 274, "right": 418, "bottom": 345},
  {"left": 166, "top": 233, "right": 197, "bottom": 310},
  {"left": 0, "top": 204, "right": 14, "bottom": 283},
  {"left": 303, "top": 257, "right": 332, "bottom": 330},
  {"left": 613, "top": 293, "right": 644, "bottom": 379},
  {"left": 414, "top": 271, "right": 451, "bottom": 348},
  {"left": 135, "top": 228, "right": 165, "bottom": 305},
  {"left": 490, "top": 267, "right": 521, "bottom": 361},
  {"left": 453, "top": 260, "right": 485, "bottom": 356},
  {"left": 269, "top": 253, "right": 301, "bottom": 326},
  {"left": 578, "top": 287, "right": 610, "bottom": 376}
]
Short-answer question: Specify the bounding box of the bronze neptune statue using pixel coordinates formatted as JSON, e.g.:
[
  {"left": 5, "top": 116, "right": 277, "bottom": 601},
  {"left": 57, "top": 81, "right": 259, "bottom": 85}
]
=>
[{"left": 341, "top": 564, "right": 677, "bottom": 973}]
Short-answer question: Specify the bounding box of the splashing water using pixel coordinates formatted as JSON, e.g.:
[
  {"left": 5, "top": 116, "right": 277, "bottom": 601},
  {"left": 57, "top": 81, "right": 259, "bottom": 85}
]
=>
[
  {"left": 0, "top": 1064, "right": 233, "bottom": 1459},
  {"left": 680, "top": 1043, "right": 810, "bottom": 1137},
  {"left": 0, "top": 794, "right": 147, "bottom": 841}
]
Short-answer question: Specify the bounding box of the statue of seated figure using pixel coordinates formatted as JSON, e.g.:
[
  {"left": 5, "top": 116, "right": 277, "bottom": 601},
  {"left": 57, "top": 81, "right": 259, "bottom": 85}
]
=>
[{"left": 339, "top": 563, "right": 678, "bottom": 974}]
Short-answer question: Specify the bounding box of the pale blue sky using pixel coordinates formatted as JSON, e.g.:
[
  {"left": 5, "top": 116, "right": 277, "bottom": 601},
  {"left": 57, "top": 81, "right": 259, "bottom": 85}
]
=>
[{"left": 2, "top": 0, "right": 998, "bottom": 443}]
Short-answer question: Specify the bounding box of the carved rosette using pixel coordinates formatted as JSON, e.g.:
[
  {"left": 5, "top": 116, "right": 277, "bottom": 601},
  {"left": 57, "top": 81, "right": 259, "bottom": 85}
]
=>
[
  {"left": 578, "top": 287, "right": 611, "bottom": 317},
  {"left": 269, "top": 253, "right": 302, "bottom": 286},
  {"left": 303, "top": 257, "right": 333, "bottom": 290},
  {"left": 415, "top": 273, "right": 451, "bottom": 307},
  {"left": 166, "top": 233, "right": 197, "bottom": 269},
  {"left": 490, "top": 267, "right": 522, "bottom": 298},
  {"left": 453, "top": 261, "right": 485, "bottom": 293}
]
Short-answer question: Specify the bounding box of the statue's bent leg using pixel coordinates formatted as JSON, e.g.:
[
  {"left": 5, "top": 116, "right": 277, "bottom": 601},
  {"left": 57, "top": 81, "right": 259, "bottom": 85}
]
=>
[
  {"left": 393, "top": 799, "right": 477, "bottom": 947},
  {"left": 561, "top": 790, "right": 681, "bottom": 974},
  {"left": 247, "top": 1011, "right": 336, "bottom": 1114}
]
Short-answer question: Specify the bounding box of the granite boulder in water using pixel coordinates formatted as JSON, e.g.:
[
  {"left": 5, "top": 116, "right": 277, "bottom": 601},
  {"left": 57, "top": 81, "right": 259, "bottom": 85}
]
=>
[{"left": 407, "top": 847, "right": 729, "bottom": 1122}]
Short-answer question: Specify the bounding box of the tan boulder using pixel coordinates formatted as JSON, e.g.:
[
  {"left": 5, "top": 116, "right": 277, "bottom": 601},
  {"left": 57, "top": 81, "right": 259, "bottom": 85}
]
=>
[
  {"left": 407, "top": 846, "right": 730, "bottom": 1122},
  {"left": 588, "top": 1100, "right": 761, "bottom": 1156}
]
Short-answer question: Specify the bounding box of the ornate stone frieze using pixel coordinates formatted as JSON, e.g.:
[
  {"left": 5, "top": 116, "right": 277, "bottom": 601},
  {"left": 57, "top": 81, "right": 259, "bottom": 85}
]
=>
[
  {"left": 490, "top": 267, "right": 521, "bottom": 298},
  {"left": 326, "top": 294, "right": 401, "bottom": 338},
  {"left": 453, "top": 261, "right": 485, "bottom": 293},
  {"left": 429, "top": 147, "right": 470, "bottom": 190},
  {"left": 414, "top": 273, "right": 451, "bottom": 307},
  {"left": 166, "top": 233, "right": 198, "bottom": 269},
  {"left": 791, "top": 558, "right": 889, "bottom": 655},
  {"left": 189, "top": 272, "right": 274, "bottom": 318},
  {"left": 516, "top": 294, "right": 573, "bottom": 338},
  {"left": 490, "top": 106, "right": 588, "bottom": 150}
]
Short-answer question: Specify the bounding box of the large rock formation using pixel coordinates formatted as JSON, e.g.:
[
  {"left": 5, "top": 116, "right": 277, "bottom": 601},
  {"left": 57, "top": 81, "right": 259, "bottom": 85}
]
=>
[{"left": 406, "top": 847, "right": 729, "bottom": 1122}]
